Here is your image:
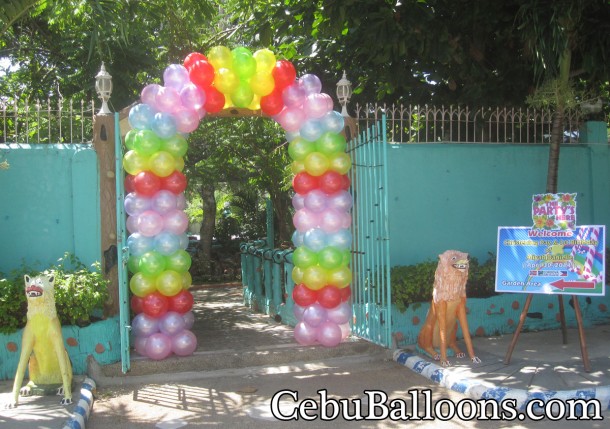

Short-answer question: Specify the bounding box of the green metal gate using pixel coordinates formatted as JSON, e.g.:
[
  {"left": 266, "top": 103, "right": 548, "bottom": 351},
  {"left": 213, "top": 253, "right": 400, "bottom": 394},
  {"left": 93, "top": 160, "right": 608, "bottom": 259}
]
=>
[{"left": 348, "top": 115, "right": 392, "bottom": 347}]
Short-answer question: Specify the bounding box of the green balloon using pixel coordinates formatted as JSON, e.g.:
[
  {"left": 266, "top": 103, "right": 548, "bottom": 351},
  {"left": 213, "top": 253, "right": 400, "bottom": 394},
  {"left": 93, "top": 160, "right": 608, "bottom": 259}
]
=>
[
  {"left": 138, "top": 251, "right": 167, "bottom": 277},
  {"left": 292, "top": 246, "right": 319, "bottom": 269},
  {"left": 133, "top": 130, "right": 162, "bottom": 156},
  {"left": 231, "top": 80, "right": 254, "bottom": 108},
  {"left": 318, "top": 246, "right": 343, "bottom": 270},
  {"left": 288, "top": 137, "right": 315, "bottom": 161},
  {"left": 166, "top": 250, "right": 192, "bottom": 273},
  {"left": 232, "top": 47, "right": 256, "bottom": 79},
  {"left": 127, "top": 255, "right": 141, "bottom": 274},
  {"left": 316, "top": 132, "right": 347, "bottom": 156},
  {"left": 161, "top": 134, "right": 188, "bottom": 158},
  {"left": 129, "top": 272, "right": 157, "bottom": 297},
  {"left": 124, "top": 129, "right": 138, "bottom": 150}
]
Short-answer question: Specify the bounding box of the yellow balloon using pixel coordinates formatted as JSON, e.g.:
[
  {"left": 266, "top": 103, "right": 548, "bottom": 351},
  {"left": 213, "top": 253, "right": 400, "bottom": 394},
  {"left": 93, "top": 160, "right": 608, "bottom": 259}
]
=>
[
  {"left": 292, "top": 266, "right": 304, "bottom": 284},
  {"left": 182, "top": 271, "right": 192, "bottom": 290},
  {"left": 156, "top": 270, "right": 183, "bottom": 297},
  {"left": 304, "top": 152, "right": 330, "bottom": 177},
  {"left": 303, "top": 266, "right": 329, "bottom": 291},
  {"left": 328, "top": 266, "right": 351, "bottom": 288},
  {"left": 174, "top": 156, "right": 185, "bottom": 172},
  {"left": 328, "top": 152, "right": 352, "bottom": 175},
  {"left": 253, "top": 49, "right": 276, "bottom": 74},
  {"left": 123, "top": 150, "right": 149, "bottom": 175},
  {"left": 208, "top": 46, "right": 233, "bottom": 70},
  {"left": 249, "top": 71, "right": 275, "bottom": 96},
  {"left": 149, "top": 151, "right": 176, "bottom": 177},
  {"left": 248, "top": 94, "right": 261, "bottom": 111},
  {"left": 129, "top": 272, "right": 157, "bottom": 297},
  {"left": 291, "top": 160, "right": 305, "bottom": 175},
  {"left": 214, "top": 68, "right": 238, "bottom": 94}
]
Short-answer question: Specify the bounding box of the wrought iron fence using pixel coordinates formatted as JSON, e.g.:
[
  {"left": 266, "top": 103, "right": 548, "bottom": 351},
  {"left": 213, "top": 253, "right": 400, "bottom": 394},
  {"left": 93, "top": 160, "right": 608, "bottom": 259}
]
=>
[
  {"left": 0, "top": 97, "right": 95, "bottom": 144},
  {"left": 354, "top": 103, "right": 583, "bottom": 144}
]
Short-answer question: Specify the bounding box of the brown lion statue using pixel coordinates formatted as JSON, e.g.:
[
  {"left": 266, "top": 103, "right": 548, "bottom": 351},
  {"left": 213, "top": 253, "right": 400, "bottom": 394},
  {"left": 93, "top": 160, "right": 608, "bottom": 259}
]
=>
[{"left": 417, "top": 250, "right": 481, "bottom": 367}]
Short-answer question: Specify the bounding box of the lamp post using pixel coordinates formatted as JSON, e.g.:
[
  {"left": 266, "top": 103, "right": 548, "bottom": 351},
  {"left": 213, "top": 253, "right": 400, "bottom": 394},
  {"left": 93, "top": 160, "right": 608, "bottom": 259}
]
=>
[
  {"left": 95, "top": 62, "right": 113, "bottom": 115},
  {"left": 336, "top": 71, "right": 352, "bottom": 117}
]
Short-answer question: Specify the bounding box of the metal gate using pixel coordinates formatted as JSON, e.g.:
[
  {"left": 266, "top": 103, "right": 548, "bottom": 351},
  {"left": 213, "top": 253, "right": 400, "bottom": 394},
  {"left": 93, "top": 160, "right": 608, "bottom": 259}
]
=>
[{"left": 348, "top": 115, "right": 392, "bottom": 347}]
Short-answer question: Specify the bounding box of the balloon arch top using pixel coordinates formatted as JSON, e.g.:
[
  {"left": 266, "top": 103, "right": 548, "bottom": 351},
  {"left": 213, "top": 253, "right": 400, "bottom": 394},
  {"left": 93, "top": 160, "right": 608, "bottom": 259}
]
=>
[{"left": 124, "top": 46, "right": 352, "bottom": 360}]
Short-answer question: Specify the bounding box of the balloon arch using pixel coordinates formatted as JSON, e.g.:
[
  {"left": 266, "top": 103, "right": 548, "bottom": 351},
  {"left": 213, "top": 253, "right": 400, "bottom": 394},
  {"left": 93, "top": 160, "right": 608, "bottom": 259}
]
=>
[{"left": 124, "top": 46, "right": 352, "bottom": 360}]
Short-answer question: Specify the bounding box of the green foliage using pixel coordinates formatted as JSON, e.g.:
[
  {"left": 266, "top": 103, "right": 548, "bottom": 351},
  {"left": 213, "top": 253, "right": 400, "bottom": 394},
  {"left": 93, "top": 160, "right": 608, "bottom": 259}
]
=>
[
  {"left": 0, "top": 253, "right": 109, "bottom": 334},
  {"left": 391, "top": 253, "right": 498, "bottom": 313}
]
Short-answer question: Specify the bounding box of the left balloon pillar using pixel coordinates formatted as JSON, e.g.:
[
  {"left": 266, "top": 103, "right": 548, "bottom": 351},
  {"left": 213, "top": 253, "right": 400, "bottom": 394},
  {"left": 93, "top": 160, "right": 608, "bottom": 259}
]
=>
[{"left": 123, "top": 58, "right": 207, "bottom": 360}]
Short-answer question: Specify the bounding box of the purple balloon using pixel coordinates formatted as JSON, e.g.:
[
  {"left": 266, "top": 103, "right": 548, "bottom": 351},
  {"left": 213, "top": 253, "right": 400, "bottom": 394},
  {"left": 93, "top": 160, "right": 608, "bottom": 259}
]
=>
[
  {"left": 320, "top": 208, "right": 344, "bottom": 234},
  {"left": 327, "top": 301, "right": 351, "bottom": 324},
  {"left": 293, "top": 304, "right": 306, "bottom": 321},
  {"left": 182, "top": 311, "right": 195, "bottom": 329},
  {"left": 180, "top": 83, "right": 206, "bottom": 111},
  {"left": 159, "top": 311, "right": 186, "bottom": 336},
  {"left": 299, "top": 74, "right": 322, "bottom": 95},
  {"left": 138, "top": 210, "right": 165, "bottom": 237},
  {"left": 124, "top": 192, "right": 152, "bottom": 216},
  {"left": 304, "top": 189, "right": 328, "bottom": 212},
  {"left": 164, "top": 64, "right": 190, "bottom": 92},
  {"left": 127, "top": 232, "right": 154, "bottom": 256},
  {"left": 151, "top": 190, "right": 177, "bottom": 214},
  {"left": 294, "top": 321, "right": 318, "bottom": 346},
  {"left": 303, "top": 93, "right": 332, "bottom": 119},
  {"left": 145, "top": 332, "right": 173, "bottom": 360},
  {"left": 316, "top": 321, "right": 342, "bottom": 347},
  {"left": 292, "top": 192, "right": 305, "bottom": 210},
  {"left": 328, "top": 190, "right": 353, "bottom": 212},
  {"left": 293, "top": 208, "right": 320, "bottom": 233},
  {"left": 163, "top": 209, "right": 189, "bottom": 235},
  {"left": 303, "top": 228, "right": 328, "bottom": 252},
  {"left": 282, "top": 82, "right": 306, "bottom": 107},
  {"left": 277, "top": 106, "right": 306, "bottom": 133},
  {"left": 134, "top": 336, "right": 148, "bottom": 356},
  {"left": 126, "top": 215, "right": 138, "bottom": 234},
  {"left": 172, "top": 329, "right": 197, "bottom": 356},
  {"left": 132, "top": 313, "right": 160, "bottom": 337},
  {"left": 141, "top": 84, "right": 161, "bottom": 106},
  {"left": 173, "top": 107, "right": 200, "bottom": 134},
  {"left": 176, "top": 193, "right": 187, "bottom": 210},
  {"left": 303, "top": 303, "right": 327, "bottom": 327}
]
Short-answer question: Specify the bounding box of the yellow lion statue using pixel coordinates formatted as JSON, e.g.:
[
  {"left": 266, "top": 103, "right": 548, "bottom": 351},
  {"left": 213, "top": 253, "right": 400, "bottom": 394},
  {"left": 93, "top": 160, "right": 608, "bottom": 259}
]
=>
[{"left": 417, "top": 250, "right": 481, "bottom": 367}]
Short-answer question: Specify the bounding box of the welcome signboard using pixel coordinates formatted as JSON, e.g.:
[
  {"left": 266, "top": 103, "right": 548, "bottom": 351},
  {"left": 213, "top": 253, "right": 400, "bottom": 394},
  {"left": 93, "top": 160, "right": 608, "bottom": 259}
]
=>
[{"left": 495, "top": 193, "right": 606, "bottom": 296}]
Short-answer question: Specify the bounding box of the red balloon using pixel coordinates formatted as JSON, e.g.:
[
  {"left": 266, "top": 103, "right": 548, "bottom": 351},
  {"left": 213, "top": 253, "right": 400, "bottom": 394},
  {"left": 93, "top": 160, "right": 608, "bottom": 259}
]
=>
[
  {"left": 204, "top": 86, "right": 225, "bottom": 113},
  {"left": 143, "top": 292, "right": 169, "bottom": 318},
  {"left": 317, "top": 285, "right": 342, "bottom": 309},
  {"left": 131, "top": 295, "right": 144, "bottom": 314},
  {"left": 292, "top": 172, "right": 319, "bottom": 194},
  {"left": 134, "top": 171, "right": 162, "bottom": 196},
  {"left": 260, "top": 88, "right": 284, "bottom": 116},
  {"left": 340, "top": 285, "right": 351, "bottom": 302},
  {"left": 190, "top": 59, "right": 215, "bottom": 89},
  {"left": 125, "top": 174, "right": 136, "bottom": 194},
  {"left": 168, "top": 289, "right": 194, "bottom": 314},
  {"left": 161, "top": 170, "right": 187, "bottom": 194},
  {"left": 319, "top": 171, "right": 344, "bottom": 194},
  {"left": 292, "top": 283, "right": 317, "bottom": 307},
  {"left": 184, "top": 52, "right": 207, "bottom": 71},
  {"left": 341, "top": 174, "right": 351, "bottom": 191},
  {"left": 272, "top": 60, "right": 296, "bottom": 90}
]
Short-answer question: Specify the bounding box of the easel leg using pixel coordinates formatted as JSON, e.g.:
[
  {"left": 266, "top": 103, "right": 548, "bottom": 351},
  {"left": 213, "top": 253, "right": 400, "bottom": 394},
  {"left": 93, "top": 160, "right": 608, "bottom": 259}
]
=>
[
  {"left": 504, "top": 294, "right": 533, "bottom": 365},
  {"left": 558, "top": 295, "right": 568, "bottom": 345},
  {"left": 572, "top": 295, "right": 592, "bottom": 373}
]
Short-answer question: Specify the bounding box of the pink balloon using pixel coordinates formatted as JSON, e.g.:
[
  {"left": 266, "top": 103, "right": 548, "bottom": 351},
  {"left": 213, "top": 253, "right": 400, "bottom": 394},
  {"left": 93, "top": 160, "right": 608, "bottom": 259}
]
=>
[
  {"left": 277, "top": 106, "right": 306, "bottom": 133},
  {"left": 176, "top": 193, "right": 187, "bottom": 210},
  {"left": 124, "top": 192, "right": 151, "bottom": 216},
  {"left": 282, "top": 82, "right": 306, "bottom": 107},
  {"left": 293, "top": 303, "right": 306, "bottom": 321},
  {"left": 293, "top": 208, "right": 320, "bottom": 233},
  {"left": 145, "top": 332, "right": 173, "bottom": 360},
  {"left": 292, "top": 193, "right": 305, "bottom": 210},
  {"left": 155, "top": 86, "right": 182, "bottom": 113},
  {"left": 328, "top": 190, "right": 353, "bottom": 212},
  {"left": 327, "top": 301, "right": 351, "bottom": 324},
  {"left": 316, "top": 321, "right": 342, "bottom": 347},
  {"left": 341, "top": 211, "right": 352, "bottom": 229},
  {"left": 339, "top": 322, "right": 351, "bottom": 340},
  {"left": 320, "top": 208, "right": 344, "bottom": 234},
  {"left": 152, "top": 190, "right": 178, "bottom": 214},
  {"left": 126, "top": 215, "right": 138, "bottom": 234},
  {"left": 163, "top": 64, "right": 190, "bottom": 92},
  {"left": 141, "top": 84, "right": 161, "bottom": 106},
  {"left": 300, "top": 74, "right": 322, "bottom": 95},
  {"left": 303, "top": 93, "right": 333, "bottom": 119},
  {"left": 304, "top": 189, "right": 328, "bottom": 212},
  {"left": 180, "top": 83, "right": 206, "bottom": 110},
  {"left": 159, "top": 311, "right": 186, "bottom": 336},
  {"left": 164, "top": 209, "right": 189, "bottom": 235},
  {"left": 138, "top": 210, "right": 165, "bottom": 237},
  {"left": 294, "top": 321, "right": 318, "bottom": 346},
  {"left": 173, "top": 107, "right": 200, "bottom": 133},
  {"left": 132, "top": 313, "right": 159, "bottom": 337},
  {"left": 303, "top": 303, "right": 327, "bottom": 327},
  {"left": 182, "top": 311, "right": 195, "bottom": 329},
  {"left": 172, "top": 329, "right": 198, "bottom": 356},
  {"left": 134, "top": 336, "right": 148, "bottom": 356}
]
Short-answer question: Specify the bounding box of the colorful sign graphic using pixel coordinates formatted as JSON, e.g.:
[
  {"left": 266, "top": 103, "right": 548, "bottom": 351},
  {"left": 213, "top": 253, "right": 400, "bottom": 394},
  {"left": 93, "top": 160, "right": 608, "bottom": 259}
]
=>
[
  {"left": 495, "top": 225, "right": 606, "bottom": 296},
  {"left": 531, "top": 193, "right": 577, "bottom": 231}
]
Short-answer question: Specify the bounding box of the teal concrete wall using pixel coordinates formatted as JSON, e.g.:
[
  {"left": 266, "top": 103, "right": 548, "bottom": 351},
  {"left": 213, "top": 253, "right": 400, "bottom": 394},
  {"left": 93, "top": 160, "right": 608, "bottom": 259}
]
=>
[
  {"left": 387, "top": 143, "right": 610, "bottom": 266},
  {"left": 0, "top": 144, "right": 101, "bottom": 274}
]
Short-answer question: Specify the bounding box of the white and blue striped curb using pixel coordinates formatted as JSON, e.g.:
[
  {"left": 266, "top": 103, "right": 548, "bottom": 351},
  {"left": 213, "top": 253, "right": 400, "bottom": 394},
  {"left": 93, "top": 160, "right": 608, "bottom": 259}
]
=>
[
  {"left": 393, "top": 349, "right": 610, "bottom": 412},
  {"left": 62, "top": 377, "right": 96, "bottom": 429}
]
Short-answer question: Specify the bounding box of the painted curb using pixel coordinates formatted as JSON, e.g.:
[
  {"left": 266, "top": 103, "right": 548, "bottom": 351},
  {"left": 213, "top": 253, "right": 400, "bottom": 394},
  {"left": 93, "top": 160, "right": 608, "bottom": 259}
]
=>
[
  {"left": 393, "top": 349, "right": 610, "bottom": 412},
  {"left": 62, "top": 377, "right": 96, "bottom": 429}
]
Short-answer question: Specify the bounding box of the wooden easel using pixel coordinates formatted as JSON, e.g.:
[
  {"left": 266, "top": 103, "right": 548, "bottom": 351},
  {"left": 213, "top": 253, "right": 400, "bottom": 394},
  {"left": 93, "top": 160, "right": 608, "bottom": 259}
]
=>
[{"left": 504, "top": 293, "right": 591, "bottom": 372}]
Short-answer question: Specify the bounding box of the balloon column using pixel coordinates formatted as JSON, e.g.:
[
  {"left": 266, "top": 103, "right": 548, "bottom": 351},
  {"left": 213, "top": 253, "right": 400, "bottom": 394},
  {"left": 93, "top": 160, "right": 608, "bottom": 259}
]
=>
[{"left": 124, "top": 46, "right": 352, "bottom": 355}]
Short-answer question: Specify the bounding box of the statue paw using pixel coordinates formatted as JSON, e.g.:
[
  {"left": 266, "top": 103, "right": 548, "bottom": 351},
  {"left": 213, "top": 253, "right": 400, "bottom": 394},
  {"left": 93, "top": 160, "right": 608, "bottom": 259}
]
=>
[
  {"left": 56, "top": 386, "right": 64, "bottom": 396},
  {"left": 4, "top": 401, "right": 17, "bottom": 409},
  {"left": 441, "top": 360, "right": 451, "bottom": 367},
  {"left": 433, "top": 353, "right": 440, "bottom": 361},
  {"left": 471, "top": 356, "right": 482, "bottom": 364},
  {"left": 456, "top": 352, "right": 466, "bottom": 358},
  {"left": 19, "top": 386, "right": 32, "bottom": 397},
  {"left": 60, "top": 397, "right": 73, "bottom": 406}
]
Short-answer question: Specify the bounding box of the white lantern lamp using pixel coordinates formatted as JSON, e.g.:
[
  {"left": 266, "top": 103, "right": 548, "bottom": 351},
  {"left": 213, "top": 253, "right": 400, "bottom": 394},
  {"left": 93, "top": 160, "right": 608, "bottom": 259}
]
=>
[
  {"left": 95, "top": 62, "right": 113, "bottom": 115},
  {"left": 336, "top": 71, "right": 352, "bottom": 117}
]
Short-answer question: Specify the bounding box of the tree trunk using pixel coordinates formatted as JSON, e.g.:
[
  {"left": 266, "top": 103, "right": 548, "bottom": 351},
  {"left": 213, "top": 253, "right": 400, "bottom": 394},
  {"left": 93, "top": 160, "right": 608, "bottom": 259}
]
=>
[
  {"left": 198, "top": 182, "right": 216, "bottom": 277},
  {"left": 546, "top": 108, "right": 563, "bottom": 194}
]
